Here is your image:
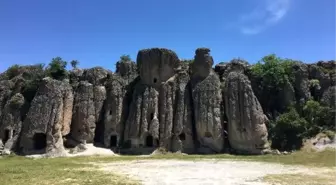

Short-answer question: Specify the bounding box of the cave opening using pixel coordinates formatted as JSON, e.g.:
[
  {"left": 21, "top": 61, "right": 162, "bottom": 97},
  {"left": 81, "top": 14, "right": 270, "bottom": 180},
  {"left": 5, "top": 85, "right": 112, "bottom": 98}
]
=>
[
  {"left": 145, "top": 135, "right": 154, "bottom": 147},
  {"left": 150, "top": 113, "right": 154, "bottom": 120},
  {"left": 110, "top": 135, "right": 118, "bottom": 147},
  {"left": 153, "top": 78, "right": 157, "bottom": 84},
  {"left": 3, "top": 129, "right": 10, "bottom": 143},
  {"left": 179, "top": 132, "right": 186, "bottom": 141},
  {"left": 33, "top": 133, "right": 47, "bottom": 150}
]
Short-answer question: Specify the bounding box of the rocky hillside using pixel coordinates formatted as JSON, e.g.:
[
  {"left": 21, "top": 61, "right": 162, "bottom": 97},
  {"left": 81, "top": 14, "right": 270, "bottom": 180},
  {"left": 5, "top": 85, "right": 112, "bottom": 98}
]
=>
[{"left": 0, "top": 48, "right": 334, "bottom": 156}]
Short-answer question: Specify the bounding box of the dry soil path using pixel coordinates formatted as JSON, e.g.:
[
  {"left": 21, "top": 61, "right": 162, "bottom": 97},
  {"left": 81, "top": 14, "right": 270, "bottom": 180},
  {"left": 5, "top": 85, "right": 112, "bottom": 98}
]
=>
[{"left": 94, "top": 159, "right": 322, "bottom": 185}]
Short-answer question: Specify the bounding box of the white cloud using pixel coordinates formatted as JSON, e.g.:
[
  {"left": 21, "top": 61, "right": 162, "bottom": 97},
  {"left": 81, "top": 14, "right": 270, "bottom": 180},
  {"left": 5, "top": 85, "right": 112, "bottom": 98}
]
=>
[{"left": 238, "top": 0, "right": 290, "bottom": 35}]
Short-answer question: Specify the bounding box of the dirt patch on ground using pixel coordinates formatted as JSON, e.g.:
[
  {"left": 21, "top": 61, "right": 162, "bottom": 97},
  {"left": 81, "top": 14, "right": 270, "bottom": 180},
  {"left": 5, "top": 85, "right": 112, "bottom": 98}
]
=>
[{"left": 92, "top": 159, "right": 333, "bottom": 185}]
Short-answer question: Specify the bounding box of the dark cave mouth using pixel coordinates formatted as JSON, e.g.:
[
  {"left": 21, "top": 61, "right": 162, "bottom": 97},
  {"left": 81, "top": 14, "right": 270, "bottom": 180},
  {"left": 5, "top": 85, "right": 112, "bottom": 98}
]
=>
[
  {"left": 110, "top": 135, "right": 118, "bottom": 147},
  {"left": 33, "top": 133, "right": 47, "bottom": 150},
  {"left": 3, "top": 129, "right": 10, "bottom": 143}
]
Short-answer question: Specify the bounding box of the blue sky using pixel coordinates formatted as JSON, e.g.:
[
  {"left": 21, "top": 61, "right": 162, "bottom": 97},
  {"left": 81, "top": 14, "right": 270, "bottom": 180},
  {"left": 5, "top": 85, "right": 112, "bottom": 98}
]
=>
[{"left": 0, "top": 0, "right": 335, "bottom": 72}]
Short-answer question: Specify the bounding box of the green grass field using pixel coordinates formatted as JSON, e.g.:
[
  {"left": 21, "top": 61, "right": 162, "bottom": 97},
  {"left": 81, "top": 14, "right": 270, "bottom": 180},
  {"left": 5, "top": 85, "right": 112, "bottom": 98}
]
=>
[{"left": 0, "top": 149, "right": 335, "bottom": 185}]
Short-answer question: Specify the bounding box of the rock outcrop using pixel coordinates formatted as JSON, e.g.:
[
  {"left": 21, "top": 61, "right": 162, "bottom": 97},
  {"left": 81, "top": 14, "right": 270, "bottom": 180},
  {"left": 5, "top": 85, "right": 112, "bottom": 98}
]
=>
[
  {"left": 19, "top": 77, "right": 73, "bottom": 155},
  {"left": 0, "top": 48, "right": 334, "bottom": 156},
  {"left": 103, "top": 60, "right": 138, "bottom": 149},
  {"left": 0, "top": 93, "right": 25, "bottom": 152},
  {"left": 190, "top": 48, "right": 224, "bottom": 153},
  {"left": 224, "top": 72, "right": 269, "bottom": 154}
]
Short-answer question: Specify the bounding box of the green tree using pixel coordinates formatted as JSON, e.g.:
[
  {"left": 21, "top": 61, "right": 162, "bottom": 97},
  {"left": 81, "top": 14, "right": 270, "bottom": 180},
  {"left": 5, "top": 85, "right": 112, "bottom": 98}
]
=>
[
  {"left": 270, "top": 107, "right": 308, "bottom": 151},
  {"left": 70, "top": 60, "right": 79, "bottom": 69},
  {"left": 46, "top": 57, "right": 68, "bottom": 80},
  {"left": 120, "top": 55, "right": 131, "bottom": 62},
  {"left": 250, "top": 54, "right": 296, "bottom": 113}
]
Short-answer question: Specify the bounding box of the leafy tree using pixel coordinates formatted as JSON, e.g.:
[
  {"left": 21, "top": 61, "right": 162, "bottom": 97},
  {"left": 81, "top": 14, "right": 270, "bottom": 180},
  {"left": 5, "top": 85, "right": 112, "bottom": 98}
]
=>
[
  {"left": 250, "top": 54, "right": 296, "bottom": 113},
  {"left": 46, "top": 57, "right": 68, "bottom": 80},
  {"left": 70, "top": 60, "right": 79, "bottom": 69},
  {"left": 120, "top": 55, "right": 131, "bottom": 62},
  {"left": 303, "top": 100, "right": 334, "bottom": 135},
  {"left": 270, "top": 107, "right": 308, "bottom": 151}
]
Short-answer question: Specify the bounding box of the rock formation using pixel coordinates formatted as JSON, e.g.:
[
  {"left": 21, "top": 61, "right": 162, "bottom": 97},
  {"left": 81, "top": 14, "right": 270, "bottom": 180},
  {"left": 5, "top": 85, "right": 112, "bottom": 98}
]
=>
[
  {"left": 190, "top": 48, "right": 224, "bottom": 153},
  {"left": 0, "top": 48, "right": 334, "bottom": 156},
  {"left": 224, "top": 72, "right": 269, "bottom": 154},
  {"left": 19, "top": 77, "right": 73, "bottom": 155}
]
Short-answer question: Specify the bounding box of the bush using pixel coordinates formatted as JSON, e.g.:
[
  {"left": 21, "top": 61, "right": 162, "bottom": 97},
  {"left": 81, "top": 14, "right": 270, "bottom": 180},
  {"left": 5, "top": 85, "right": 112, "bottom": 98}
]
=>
[
  {"left": 303, "top": 100, "right": 335, "bottom": 135},
  {"left": 119, "top": 55, "right": 131, "bottom": 62},
  {"left": 270, "top": 107, "right": 308, "bottom": 151},
  {"left": 46, "top": 57, "right": 68, "bottom": 80},
  {"left": 70, "top": 60, "right": 79, "bottom": 69},
  {"left": 5, "top": 64, "right": 21, "bottom": 80}
]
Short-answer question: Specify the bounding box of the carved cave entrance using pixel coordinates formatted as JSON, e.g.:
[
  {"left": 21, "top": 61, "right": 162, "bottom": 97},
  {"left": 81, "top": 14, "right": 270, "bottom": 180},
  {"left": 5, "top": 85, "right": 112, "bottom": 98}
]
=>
[
  {"left": 110, "top": 135, "right": 118, "bottom": 147},
  {"left": 153, "top": 78, "right": 157, "bottom": 84},
  {"left": 33, "top": 133, "right": 47, "bottom": 150},
  {"left": 145, "top": 135, "right": 154, "bottom": 147},
  {"left": 3, "top": 129, "right": 10, "bottom": 143},
  {"left": 179, "top": 132, "right": 186, "bottom": 141}
]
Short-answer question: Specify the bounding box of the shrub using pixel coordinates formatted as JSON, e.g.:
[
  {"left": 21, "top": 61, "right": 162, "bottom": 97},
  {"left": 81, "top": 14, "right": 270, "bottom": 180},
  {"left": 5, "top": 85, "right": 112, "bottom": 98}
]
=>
[
  {"left": 70, "top": 60, "right": 79, "bottom": 69},
  {"left": 120, "top": 55, "right": 131, "bottom": 62},
  {"left": 46, "top": 57, "right": 68, "bottom": 80},
  {"left": 270, "top": 107, "right": 308, "bottom": 151},
  {"left": 303, "top": 100, "right": 335, "bottom": 134},
  {"left": 5, "top": 64, "right": 21, "bottom": 80}
]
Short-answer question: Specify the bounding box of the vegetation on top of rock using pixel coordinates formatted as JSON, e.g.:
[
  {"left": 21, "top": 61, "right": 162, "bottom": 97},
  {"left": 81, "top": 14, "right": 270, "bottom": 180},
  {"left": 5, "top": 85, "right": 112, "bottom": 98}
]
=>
[
  {"left": 70, "top": 60, "right": 79, "bottom": 69},
  {"left": 180, "top": 59, "right": 194, "bottom": 63},
  {"left": 45, "top": 57, "right": 68, "bottom": 80},
  {"left": 0, "top": 48, "right": 334, "bottom": 156},
  {"left": 251, "top": 54, "right": 296, "bottom": 90},
  {"left": 120, "top": 54, "right": 132, "bottom": 62}
]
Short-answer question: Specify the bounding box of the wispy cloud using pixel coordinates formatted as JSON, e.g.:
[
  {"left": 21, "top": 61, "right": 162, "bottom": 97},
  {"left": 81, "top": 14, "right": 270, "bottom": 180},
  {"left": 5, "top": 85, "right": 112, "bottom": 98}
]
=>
[{"left": 238, "top": 0, "right": 290, "bottom": 35}]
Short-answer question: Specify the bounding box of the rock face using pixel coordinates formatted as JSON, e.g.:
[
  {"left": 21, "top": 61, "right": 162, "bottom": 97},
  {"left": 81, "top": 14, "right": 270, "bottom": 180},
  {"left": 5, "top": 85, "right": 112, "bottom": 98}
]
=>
[
  {"left": 19, "top": 77, "right": 73, "bottom": 155},
  {"left": 224, "top": 72, "right": 269, "bottom": 154},
  {"left": 124, "top": 49, "right": 180, "bottom": 152},
  {"left": 103, "top": 61, "right": 138, "bottom": 149},
  {"left": 123, "top": 48, "right": 195, "bottom": 154},
  {"left": 1, "top": 48, "right": 334, "bottom": 156},
  {"left": 0, "top": 93, "right": 25, "bottom": 151},
  {"left": 190, "top": 48, "right": 224, "bottom": 153}
]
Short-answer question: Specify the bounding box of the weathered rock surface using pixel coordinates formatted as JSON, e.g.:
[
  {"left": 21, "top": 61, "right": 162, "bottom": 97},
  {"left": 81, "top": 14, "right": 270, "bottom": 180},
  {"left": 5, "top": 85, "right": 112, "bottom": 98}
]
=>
[
  {"left": 292, "top": 62, "right": 311, "bottom": 103},
  {"left": 0, "top": 93, "right": 25, "bottom": 151},
  {"left": 0, "top": 48, "right": 334, "bottom": 156},
  {"left": 123, "top": 48, "right": 195, "bottom": 154},
  {"left": 70, "top": 81, "right": 106, "bottom": 145},
  {"left": 191, "top": 48, "right": 224, "bottom": 153},
  {"left": 103, "top": 61, "right": 138, "bottom": 148},
  {"left": 224, "top": 71, "right": 269, "bottom": 154},
  {"left": 19, "top": 77, "right": 73, "bottom": 155},
  {"left": 321, "top": 85, "right": 336, "bottom": 108}
]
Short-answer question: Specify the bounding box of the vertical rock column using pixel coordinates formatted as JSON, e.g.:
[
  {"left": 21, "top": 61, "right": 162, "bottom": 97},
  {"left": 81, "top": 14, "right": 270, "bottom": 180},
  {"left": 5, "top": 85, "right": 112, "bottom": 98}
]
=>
[
  {"left": 224, "top": 70, "right": 269, "bottom": 154},
  {"left": 70, "top": 67, "right": 108, "bottom": 146},
  {"left": 123, "top": 48, "right": 180, "bottom": 150},
  {"left": 103, "top": 61, "right": 138, "bottom": 148},
  {"left": 190, "top": 48, "right": 224, "bottom": 153},
  {"left": 0, "top": 93, "right": 25, "bottom": 152},
  {"left": 19, "top": 77, "right": 74, "bottom": 155}
]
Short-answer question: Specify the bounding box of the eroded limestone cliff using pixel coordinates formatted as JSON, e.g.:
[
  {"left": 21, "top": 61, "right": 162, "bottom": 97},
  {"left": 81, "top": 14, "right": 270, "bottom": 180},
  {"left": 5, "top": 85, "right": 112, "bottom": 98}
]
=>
[{"left": 0, "top": 48, "right": 334, "bottom": 156}]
